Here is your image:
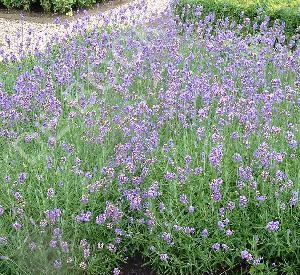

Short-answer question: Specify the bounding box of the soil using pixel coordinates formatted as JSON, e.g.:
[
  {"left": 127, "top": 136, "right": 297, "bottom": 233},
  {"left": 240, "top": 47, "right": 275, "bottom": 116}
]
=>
[
  {"left": 120, "top": 254, "right": 252, "bottom": 275},
  {"left": 121, "top": 254, "right": 156, "bottom": 275}
]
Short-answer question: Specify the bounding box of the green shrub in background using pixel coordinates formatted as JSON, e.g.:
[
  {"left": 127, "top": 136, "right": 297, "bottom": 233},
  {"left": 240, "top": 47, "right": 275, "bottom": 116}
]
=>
[
  {"left": 1, "top": 0, "right": 33, "bottom": 10},
  {"left": 0, "top": 0, "right": 106, "bottom": 13},
  {"left": 174, "top": 0, "right": 300, "bottom": 38}
]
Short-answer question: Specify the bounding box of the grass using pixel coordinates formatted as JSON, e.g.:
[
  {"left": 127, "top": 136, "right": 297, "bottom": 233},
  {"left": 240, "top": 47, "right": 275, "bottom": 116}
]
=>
[{"left": 0, "top": 3, "right": 300, "bottom": 275}]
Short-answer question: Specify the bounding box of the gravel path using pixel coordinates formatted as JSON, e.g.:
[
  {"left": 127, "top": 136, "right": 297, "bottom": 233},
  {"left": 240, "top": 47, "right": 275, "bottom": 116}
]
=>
[{"left": 0, "top": 0, "right": 171, "bottom": 61}]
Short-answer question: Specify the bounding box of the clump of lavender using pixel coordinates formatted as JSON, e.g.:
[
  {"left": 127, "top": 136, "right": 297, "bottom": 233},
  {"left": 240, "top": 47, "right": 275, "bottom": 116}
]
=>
[{"left": 0, "top": 1, "right": 299, "bottom": 274}]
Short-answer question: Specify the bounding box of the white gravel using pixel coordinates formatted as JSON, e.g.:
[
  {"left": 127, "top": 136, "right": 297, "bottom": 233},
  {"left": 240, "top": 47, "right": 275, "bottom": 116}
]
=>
[{"left": 0, "top": 0, "right": 171, "bottom": 60}]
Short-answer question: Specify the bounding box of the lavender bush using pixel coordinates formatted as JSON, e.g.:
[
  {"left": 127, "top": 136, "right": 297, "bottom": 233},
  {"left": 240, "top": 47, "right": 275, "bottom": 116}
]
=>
[
  {"left": 0, "top": 2, "right": 299, "bottom": 274},
  {"left": 173, "top": 0, "right": 300, "bottom": 38}
]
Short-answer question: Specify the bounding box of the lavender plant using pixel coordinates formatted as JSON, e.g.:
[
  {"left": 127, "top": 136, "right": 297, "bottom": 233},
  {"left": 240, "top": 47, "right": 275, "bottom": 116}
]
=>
[{"left": 0, "top": 1, "right": 299, "bottom": 274}]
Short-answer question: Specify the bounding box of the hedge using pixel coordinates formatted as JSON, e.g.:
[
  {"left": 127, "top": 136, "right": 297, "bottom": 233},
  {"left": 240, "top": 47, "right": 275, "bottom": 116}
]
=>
[
  {"left": 0, "top": 0, "right": 107, "bottom": 13},
  {"left": 173, "top": 0, "right": 300, "bottom": 37}
]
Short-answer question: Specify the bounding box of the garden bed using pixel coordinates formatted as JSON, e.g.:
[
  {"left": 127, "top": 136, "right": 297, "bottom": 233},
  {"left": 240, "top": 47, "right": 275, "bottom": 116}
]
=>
[{"left": 0, "top": 1, "right": 299, "bottom": 275}]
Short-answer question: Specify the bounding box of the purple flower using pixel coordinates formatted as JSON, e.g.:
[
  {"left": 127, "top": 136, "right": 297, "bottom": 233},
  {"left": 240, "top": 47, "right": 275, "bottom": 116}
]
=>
[
  {"left": 96, "top": 213, "right": 107, "bottom": 225},
  {"left": 256, "top": 195, "right": 266, "bottom": 202},
  {"left": 227, "top": 201, "right": 236, "bottom": 211},
  {"left": 184, "top": 227, "right": 195, "bottom": 234},
  {"left": 75, "top": 211, "right": 92, "bottom": 223},
  {"left": 165, "top": 171, "right": 176, "bottom": 181},
  {"left": 201, "top": 228, "right": 209, "bottom": 237},
  {"left": 226, "top": 229, "right": 234, "bottom": 236},
  {"left": 113, "top": 268, "right": 121, "bottom": 275},
  {"left": 194, "top": 167, "right": 203, "bottom": 175},
  {"left": 197, "top": 127, "right": 205, "bottom": 140},
  {"left": 80, "top": 239, "right": 88, "bottom": 249},
  {"left": 123, "top": 189, "right": 142, "bottom": 210},
  {"left": 238, "top": 166, "right": 253, "bottom": 182},
  {"left": 209, "top": 178, "right": 223, "bottom": 192},
  {"left": 179, "top": 194, "right": 189, "bottom": 205},
  {"left": 107, "top": 243, "right": 116, "bottom": 253},
  {"left": 53, "top": 228, "right": 61, "bottom": 237},
  {"left": 212, "top": 243, "right": 221, "bottom": 251},
  {"left": 160, "top": 253, "right": 169, "bottom": 261},
  {"left": 217, "top": 221, "right": 225, "bottom": 230},
  {"left": 12, "top": 221, "right": 22, "bottom": 230},
  {"left": 266, "top": 220, "right": 280, "bottom": 232},
  {"left": 275, "top": 170, "right": 286, "bottom": 181},
  {"left": 85, "top": 172, "right": 93, "bottom": 179},
  {"left": 45, "top": 208, "right": 61, "bottom": 223},
  {"left": 188, "top": 205, "right": 195, "bottom": 213},
  {"left": 241, "top": 250, "right": 253, "bottom": 261},
  {"left": 147, "top": 182, "right": 159, "bottom": 198},
  {"left": 115, "top": 228, "right": 123, "bottom": 236},
  {"left": 239, "top": 195, "right": 248, "bottom": 208},
  {"left": 211, "top": 191, "right": 222, "bottom": 202},
  {"left": 129, "top": 195, "right": 142, "bottom": 210},
  {"left": 289, "top": 191, "right": 298, "bottom": 206},
  {"left": 208, "top": 144, "right": 223, "bottom": 168},
  {"left": 60, "top": 241, "right": 69, "bottom": 253},
  {"left": 49, "top": 239, "right": 57, "bottom": 248},
  {"left": 83, "top": 248, "right": 90, "bottom": 258},
  {"left": 173, "top": 224, "right": 182, "bottom": 232},
  {"left": 80, "top": 195, "right": 89, "bottom": 204},
  {"left": 253, "top": 257, "right": 263, "bottom": 265},
  {"left": 185, "top": 155, "right": 192, "bottom": 166},
  {"left": 18, "top": 172, "right": 27, "bottom": 183},
  {"left": 162, "top": 232, "right": 174, "bottom": 246},
  {"left": 231, "top": 132, "right": 239, "bottom": 140},
  {"left": 219, "top": 207, "right": 225, "bottom": 216},
  {"left": 233, "top": 153, "right": 242, "bottom": 162},
  {"left": 47, "top": 188, "right": 55, "bottom": 199},
  {"left": 53, "top": 260, "right": 62, "bottom": 269},
  {"left": 159, "top": 202, "right": 165, "bottom": 212},
  {"left": 14, "top": 192, "right": 22, "bottom": 202},
  {"left": 0, "top": 205, "right": 4, "bottom": 216},
  {"left": 48, "top": 137, "right": 56, "bottom": 148}
]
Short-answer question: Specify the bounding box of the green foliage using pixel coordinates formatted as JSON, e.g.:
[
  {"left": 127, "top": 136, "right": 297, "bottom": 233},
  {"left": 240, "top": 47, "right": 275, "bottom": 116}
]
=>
[
  {"left": 1, "top": 0, "right": 34, "bottom": 10},
  {"left": 174, "top": 0, "right": 300, "bottom": 37},
  {"left": 0, "top": 0, "right": 104, "bottom": 12}
]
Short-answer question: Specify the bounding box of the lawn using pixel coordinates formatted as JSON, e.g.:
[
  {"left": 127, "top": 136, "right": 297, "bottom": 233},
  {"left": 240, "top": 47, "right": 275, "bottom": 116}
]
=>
[{"left": 0, "top": 3, "right": 300, "bottom": 275}]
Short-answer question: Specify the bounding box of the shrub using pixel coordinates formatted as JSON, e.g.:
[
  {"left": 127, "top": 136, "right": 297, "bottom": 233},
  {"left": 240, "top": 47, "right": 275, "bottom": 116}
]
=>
[
  {"left": 0, "top": 0, "right": 105, "bottom": 13},
  {"left": 1, "top": 0, "right": 33, "bottom": 10},
  {"left": 173, "top": 0, "right": 300, "bottom": 38}
]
